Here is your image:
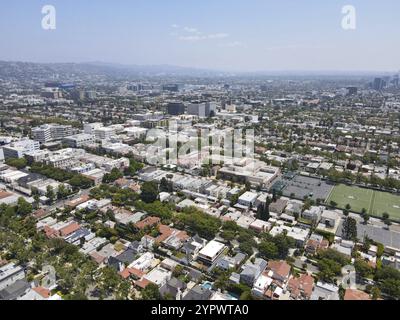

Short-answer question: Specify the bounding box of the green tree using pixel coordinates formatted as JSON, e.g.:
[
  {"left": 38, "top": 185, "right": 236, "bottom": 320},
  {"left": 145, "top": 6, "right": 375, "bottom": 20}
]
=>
[
  {"left": 342, "top": 217, "right": 358, "bottom": 241},
  {"left": 141, "top": 283, "right": 161, "bottom": 300},
  {"left": 46, "top": 185, "right": 55, "bottom": 203},
  {"left": 140, "top": 181, "right": 159, "bottom": 203},
  {"left": 16, "top": 197, "right": 33, "bottom": 216}
]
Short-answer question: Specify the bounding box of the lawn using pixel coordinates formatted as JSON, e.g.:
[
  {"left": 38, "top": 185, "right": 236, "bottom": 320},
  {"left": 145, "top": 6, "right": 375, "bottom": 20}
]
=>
[{"left": 326, "top": 184, "right": 400, "bottom": 221}]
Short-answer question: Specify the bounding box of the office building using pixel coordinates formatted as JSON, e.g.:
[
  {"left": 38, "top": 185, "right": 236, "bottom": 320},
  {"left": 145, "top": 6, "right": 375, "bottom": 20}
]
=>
[
  {"left": 167, "top": 102, "right": 185, "bottom": 115},
  {"left": 2, "top": 139, "right": 40, "bottom": 159},
  {"left": 32, "top": 124, "right": 73, "bottom": 144}
]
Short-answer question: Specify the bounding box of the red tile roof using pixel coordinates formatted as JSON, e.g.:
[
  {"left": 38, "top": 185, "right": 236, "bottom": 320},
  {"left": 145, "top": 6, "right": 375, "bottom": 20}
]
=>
[
  {"left": 268, "top": 260, "right": 291, "bottom": 279},
  {"left": 60, "top": 222, "right": 80, "bottom": 237},
  {"left": 135, "top": 278, "right": 151, "bottom": 289},
  {"left": 288, "top": 274, "right": 315, "bottom": 300},
  {"left": 119, "top": 267, "right": 145, "bottom": 279},
  {"left": 344, "top": 289, "right": 371, "bottom": 301},
  {"left": 33, "top": 287, "right": 51, "bottom": 299},
  {"left": 0, "top": 191, "right": 13, "bottom": 199},
  {"left": 135, "top": 216, "right": 161, "bottom": 230}
]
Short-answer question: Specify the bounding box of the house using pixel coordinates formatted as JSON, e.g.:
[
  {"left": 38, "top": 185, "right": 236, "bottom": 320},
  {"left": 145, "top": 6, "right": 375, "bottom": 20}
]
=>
[
  {"left": 249, "top": 219, "right": 271, "bottom": 233},
  {"left": 305, "top": 234, "right": 329, "bottom": 255},
  {"left": 128, "top": 252, "right": 155, "bottom": 272},
  {"left": 135, "top": 216, "right": 161, "bottom": 230},
  {"left": 285, "top": 200, "right": 303, "bottom": 217},
  {"left": 302, "top": 206, "right": 323, "bottom": 223},
  {"left": 267, "top": 260, "right": 291, "bottom": 284},
  {"left": 161, "top": 258, "right": 178, "bottom": 271},
  {"left": 0, "top": 263, "right": 25, "bottom": 291},
  {"left": 287, "top": 273, "right": 315, "bottom": 300},
  {"left": 316, "top": 210, "right": 341, "bottom": 234},
  {"left": 198, "top": 240, "right": 226, "bottom": 265},
  {"left": 310, "top": 282, "right": 340, "bottom": 300},
  {"left": 252, "top": 273, "right": 273, "bottom": 298},
  {"left": 160, "top": 277, "right": 187, "bottom": 300},
  {"left": 320, "top": 210, "right": 340, "bottom": 228},
  {"left": 344, "top": 289, "right": 371, "bottom": 300},
  {"left": 143, "top": 267, "right": 172, "bottom": 287},
  {"left": 331, "top": 240, "right": 355, "bottom": 257},
  {"left": 238, "top": 192, "right": 258, "bottom": 208},
  {"left": 59, "top": 222, "right": 81, "bottom": 237},
  {"left": 269, "top": 199, "right": 288, "bottom": 215},
  {"left": 19, "top": 286, "right": 51, "bottom": 300},
  {"left": 128, "top": 241, "right": 144, "bottom": 255},
  {"left": 215, "top": 253, "right": 246, "bottom": 271},
  {"left": 240, "top": 258, "right": 268, "bottom": 286},
  {"left": 183, "top": 285, "right": 212, "bottom": 300},
  {"left": 0, "top": 280, "right": 31, "bottom": 300},
  {"left": 108, "top": 248, "right": 137, "bottom": 272}
]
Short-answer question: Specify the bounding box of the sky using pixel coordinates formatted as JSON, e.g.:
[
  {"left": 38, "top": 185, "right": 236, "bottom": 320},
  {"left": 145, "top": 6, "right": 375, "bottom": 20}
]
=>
[{"left": 0, "top": 0, "right": 399, "bottom": 72}]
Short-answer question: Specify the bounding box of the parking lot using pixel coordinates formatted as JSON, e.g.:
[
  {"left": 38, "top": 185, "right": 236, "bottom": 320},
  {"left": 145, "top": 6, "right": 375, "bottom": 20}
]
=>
[
  {"left": 280, "top": 175, "right": 335, "bottom": 201},
  {"left": 337, "top": 220, "right": 400, "bottom": 250}
]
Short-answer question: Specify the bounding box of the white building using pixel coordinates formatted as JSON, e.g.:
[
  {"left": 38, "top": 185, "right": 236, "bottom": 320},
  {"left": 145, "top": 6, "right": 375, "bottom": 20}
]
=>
[
  {"left": 63, "top": 134, "right": 94, "bottom": 148},
  {"left": 198, "top": 240, "right": 226, "bottom": 265},
  {"left": 0, "top": 263, "right": 25, "bottom": 291},
  {"left": 2, "top": 139, "right": 40, "bottom": 159},
  {"left": 238, "top": 191, "right": 258, "bottom": 208},
  {"left": 32, "top": 124, "right": 73, "bottom": 144}
]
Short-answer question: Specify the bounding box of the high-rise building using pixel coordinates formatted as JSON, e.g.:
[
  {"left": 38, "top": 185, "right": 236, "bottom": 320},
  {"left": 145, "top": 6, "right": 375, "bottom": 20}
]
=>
[
  {"left": 162, "top": 84, "right": 181, "bottom": 92},
  {"left": 373, "top": 78, "right": 386, "bottom": 91},
  {"left": 187, "top": 102, "right": 216, "bottom": 118},
  {"left": 346, "top": 87, "right": 358, "bottom": 95},
  {"left": 167, "top": 102, "right": 185, "bottom": 115}
]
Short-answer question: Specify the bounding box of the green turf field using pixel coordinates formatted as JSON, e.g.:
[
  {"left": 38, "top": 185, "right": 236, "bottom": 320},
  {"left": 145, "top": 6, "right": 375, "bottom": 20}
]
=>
[{"left": 326, "top": 184, "right": 400, "bottom": 221}]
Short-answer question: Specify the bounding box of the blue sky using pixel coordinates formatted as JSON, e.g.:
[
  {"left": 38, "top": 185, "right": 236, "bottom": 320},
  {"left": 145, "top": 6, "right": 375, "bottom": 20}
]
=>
[{"left": 0, "top": 0, "right": 399, "bottom": 71}]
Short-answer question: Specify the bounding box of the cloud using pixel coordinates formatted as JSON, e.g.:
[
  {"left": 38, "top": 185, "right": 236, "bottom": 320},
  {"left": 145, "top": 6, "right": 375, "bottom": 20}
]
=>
[
  {"left": 179, "top": 33, "right": 229, "bottom": 41},
  {"left": 171, "top": 24, "right": 179, "bottom": 28},
  {"left": 183, "top": 27, "right": 201, "bottom": 34},
  {"left": 265, "top": 44, "right": 330, "bottom": 51},
  {"left": 220, "top": 41, "right": 246, "bottom": 48},
  {"left": 171, "top": 25, "right": 229, "bottom": 42}
]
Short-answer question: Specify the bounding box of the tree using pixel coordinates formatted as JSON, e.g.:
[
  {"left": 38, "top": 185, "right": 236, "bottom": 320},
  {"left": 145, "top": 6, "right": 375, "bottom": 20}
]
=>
[
  {"left": 159, "top": 177, "right": 173, "bottom": 193},
  {"left": 354, "top": 259, "right": 374, "bottom": 279},
  {"left": 57, "top": 184, "right": 70, "bottom": 200},
  {"left": 258, "top": 241, "right": 279, "bottom": 260},
  {"left": 382, "top": 213, "right": 392, "bottom": 229},
  {"left": 256, "top": 204, "right": 264, "bottom": 220},
  {"left": 98, "top": 267, "right": 122, "bottom": 297},
  {"left": 102, "top": 168, "right": 123, "bottom": 183},
  {"left": 141, "top": 283, "right": 161, "bottom": 300},
  {"left": 5, "top": 157, "right": 27, "bottom": 169},
  {"left": 371, "top": 287, "right": 381, "bottom": 300},
  {"left": 342, "top": 217, "right": 358, "bottom": 241},
  {"left": 46, "top": 185, "right": 55, "bottom": 203},
  {"left": 140, "top": 181, "right": 159, "bottom": 203},
  {"left": 124, "top": 158, "right": 144, "bottom": 177},
  {"left": 177, "top": 207, "right": 221, "bottom": 240},
  {"left": 16, "top": 197, "right": 33, "bottom": 216},
  {"left": 363, "top": 213, "right": 370, "bottom": 225}
]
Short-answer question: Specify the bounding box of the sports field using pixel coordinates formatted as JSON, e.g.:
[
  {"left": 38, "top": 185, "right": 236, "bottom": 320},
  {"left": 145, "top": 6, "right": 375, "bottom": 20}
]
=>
[{"left": 326, "top": 184, "right": 400, "bottom": 221}]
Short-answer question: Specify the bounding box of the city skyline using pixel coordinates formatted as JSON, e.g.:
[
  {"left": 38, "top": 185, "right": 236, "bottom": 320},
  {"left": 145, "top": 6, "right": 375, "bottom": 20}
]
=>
[{"left": 0, "top": 0, "right": 399, "bottom": 72}]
